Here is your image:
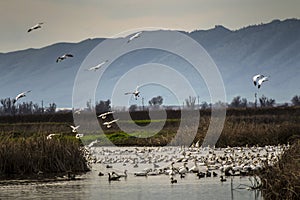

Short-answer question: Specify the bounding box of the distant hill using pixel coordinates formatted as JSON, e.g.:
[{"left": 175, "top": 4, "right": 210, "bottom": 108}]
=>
[{"left": 0, "top": 19, "right": 299, "bottom": 107}]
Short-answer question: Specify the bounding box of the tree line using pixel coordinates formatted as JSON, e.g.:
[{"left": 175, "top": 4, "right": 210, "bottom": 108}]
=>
[
  {"left": 1, "top": 94, "right": 299, "bottom": 116},
  {"left": 0, "top": 98, "right": 56, "bottom": 116}
]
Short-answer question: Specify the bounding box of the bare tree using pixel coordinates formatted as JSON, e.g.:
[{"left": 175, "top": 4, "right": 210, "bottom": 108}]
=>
[
  {"left": 230, "top": 96, "right": 248, "bottom": 108},
  {"left": 96, "top": 99, "right": 111, "bottom": 113},
  {"left": 185, "top": 96, "right": 196, "bottom": 110},
  {"left": 291, "top": 95, "right": 300, "bottom": 106},
  {"left": 149, "top": 96, "right": 163, "bottom": 108},
  {"left": 259, "top": 95, "right": 276, "bottom": 107},
  {"left": 129, "top": 104, "right": 138, "bottom": 112},
  {"left": 200, "top": 101, "right": 209, "bottom": 110}
]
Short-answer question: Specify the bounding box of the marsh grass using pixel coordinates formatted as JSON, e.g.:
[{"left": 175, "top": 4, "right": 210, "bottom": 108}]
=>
[
  {"left": 0, "top": 134, "right": 89, "bottom": 179},
  {"left": 259, "top": 140, "right": 300, "bottom": 200}
]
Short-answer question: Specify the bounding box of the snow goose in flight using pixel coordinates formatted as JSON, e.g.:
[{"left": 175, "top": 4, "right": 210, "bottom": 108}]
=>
[
  {"left": 257, "top": 76, "right": 269, "bottom": 89},
  {"left": 13, "top": 90, "right": 31, "bottom": 103},
  {"left": 98, "top": 111, "right": 114, "bottom": 119},
  {"left": 87, "top": 60, "right": 108, "bottom": 71},
  {"left": 125, "top": 86, "right": 140, "bottom": 100},
  {"left": 70, "top": 125, "right": 80, "bottom": 133},
  {"left": 46, "top": 133, "right": 59, "bottom": 140},
  {"left": 56, "top": 54, "right": 74, "bottom": 62},
  {"left": 75, "top": 133, "right": 84, "bottom": 139},
  {"left": 127, "top": 31, "right": 142, "bottom": 43},
  {"left": 103, "top": 119, "right": 119, "bottom": 128},
  {"left": 27, "top": 22, "right": 44, "bottom": 32},
  {"left": 252, "top": 74, "right": 264, "bottom": 86}
]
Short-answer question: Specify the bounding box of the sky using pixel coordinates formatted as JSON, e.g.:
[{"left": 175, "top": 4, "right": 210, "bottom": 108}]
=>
[{"left": 0, "top": 0, "right": 300, "bottom": 53}]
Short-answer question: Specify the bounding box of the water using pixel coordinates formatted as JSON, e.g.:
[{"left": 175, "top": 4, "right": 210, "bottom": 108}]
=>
[
  {"left": 0, "top": 146, "right": 265, "bottom": 200},
  {"left": 0, "top": 172, "right": 261, "bottom": 200}
]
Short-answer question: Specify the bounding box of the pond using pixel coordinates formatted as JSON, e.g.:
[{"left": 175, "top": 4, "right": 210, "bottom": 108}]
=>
[{"left": 0, "top": 146, "right": 271, "bottom": 200}]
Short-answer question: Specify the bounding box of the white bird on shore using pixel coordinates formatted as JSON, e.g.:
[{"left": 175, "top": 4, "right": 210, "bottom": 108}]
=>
[
  {"left": 56, "top": 54, "right": 74, "bottom": 62},
  {"left": 257, "top": 76, "right": 269, "bottom": 89},
  {"left": 87, "top": 60, "right": 108, "bottom": 71},
  {"left": 98, "top": 111, "right": 114, "bottom": 119},
  {"left": 70, "top": 125, "right": 80, "bottom": 133},
  {"left": 103, "top": 119, "right": 119, "bottom": 128},
  {"left": 252, "top": 74, "right": 264, "bottom": 86},
  {"left": 14, "top": 90, "right": 31, "bottom": 103},
  {"left": 27, "top": 22, "right": 44, "bottom": 32},
  {"left": 125, "top": 86, "right": 140, "bottom": 100},
  {"left": 127, "top": 31, "right": 142, "bottom": 43}
]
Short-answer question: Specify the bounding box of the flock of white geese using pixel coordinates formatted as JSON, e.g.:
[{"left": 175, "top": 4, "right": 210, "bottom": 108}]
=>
[{"left": 84, "top": 144, "right": 289, "bottom": 183}]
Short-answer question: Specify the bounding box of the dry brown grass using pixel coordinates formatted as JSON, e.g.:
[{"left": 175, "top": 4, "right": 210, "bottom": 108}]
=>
[
  {"left": 0, "top": 134, "right": 89, "bottom": 179},
  {"left": 259, "top": 140, "right": 300, "bottom": 200}
]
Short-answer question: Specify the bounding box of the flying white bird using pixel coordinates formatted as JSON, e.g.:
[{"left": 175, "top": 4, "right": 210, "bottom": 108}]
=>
[
  {"left": 103, "top": 119, "right": 119, "bottom": 128},
  {"left": 74, "top": 108, "right": 84, "bottom": 115},
  {"left": 70, "top": 125, "right": 80, "bottom": 133},
  {"left": 87, "top": 60, "right": 108, "bottom": 71},
  {"left": 257, "top": 76, "right": 269, "bottom": 89},
  {"left": 252, "top": 74, "right": 264, "bottom": 86},
  {"left": 14, "top": 90, "right": 31, "bottom": 103},
  {"left": 98, "top": 111, "right": 114, "bottom": 119},
  {"left": 27, "top": 22, "right": 44, "bottom": 32},
  {"left": 127, "top": 31, "right": 142, "bottom": 43},
  {"left": 75, "top": 133, "right": 84, "bottom": 139},
  {"left": 56, "top": 54, "right": 74, "bottom": 62},
  {"left": 125, "top": 86, "right": 140, "bottom": 100},
  {"left": 46, "top": 133, "right": 59, "bottom": 140}
]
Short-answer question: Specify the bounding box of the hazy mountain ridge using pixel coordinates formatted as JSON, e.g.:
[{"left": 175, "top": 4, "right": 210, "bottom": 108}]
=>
[{"left": 0, "top": 19, "right": 299, "bottom": 107}]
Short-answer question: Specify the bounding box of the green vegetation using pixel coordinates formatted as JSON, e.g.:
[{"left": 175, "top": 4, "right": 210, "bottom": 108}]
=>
[{"left": 0, "top": 106, "right": 299, "bottom": 181}]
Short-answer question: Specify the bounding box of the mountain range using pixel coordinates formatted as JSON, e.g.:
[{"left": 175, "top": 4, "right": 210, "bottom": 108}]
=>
[{"left": 0, "top": 18, "right": 299, "bottom": 108}]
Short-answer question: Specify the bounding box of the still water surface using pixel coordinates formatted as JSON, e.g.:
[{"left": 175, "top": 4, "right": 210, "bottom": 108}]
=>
[{"left": 0, "top": 146, "right": 263, "bottom": 200}]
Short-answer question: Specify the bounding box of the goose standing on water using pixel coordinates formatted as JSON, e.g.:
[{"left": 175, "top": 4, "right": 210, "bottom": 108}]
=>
[
  {"left": 108, "top": 173, "right": 120, "bottom": 181},
  {"left": 189, "top": 159, "right": 199, "bottom": 173},
  {"left": 220, "top": 175, "right": 227, "bottom": 182},
  {"left": 115, "top": 170, "right": 128, "bottom": 179},
  {"left": 170, "top": 176, "right": 177, "bottom": 184}
]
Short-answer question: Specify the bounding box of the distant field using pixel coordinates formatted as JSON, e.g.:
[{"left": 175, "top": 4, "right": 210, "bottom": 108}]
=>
[{"left": 0, "top": 107, "right": 299, "bottom": 147}]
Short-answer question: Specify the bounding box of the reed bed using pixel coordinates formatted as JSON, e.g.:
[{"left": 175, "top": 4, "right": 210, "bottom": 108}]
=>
[
  {"left": 259, "top": 139, "right": 300, "bottom": 200},
  {"left": 0, "top": 134, "right": 89, "bottom": 179}
]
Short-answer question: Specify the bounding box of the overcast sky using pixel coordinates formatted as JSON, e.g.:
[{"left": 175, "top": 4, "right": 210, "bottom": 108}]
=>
[{"left": 0, "top": 0, "right": 299, "bottom": 52}]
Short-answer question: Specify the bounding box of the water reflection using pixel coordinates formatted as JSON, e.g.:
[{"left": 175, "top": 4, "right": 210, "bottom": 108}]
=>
[{"left": 0, "top": 146, "right": 264, "bottom": 200}]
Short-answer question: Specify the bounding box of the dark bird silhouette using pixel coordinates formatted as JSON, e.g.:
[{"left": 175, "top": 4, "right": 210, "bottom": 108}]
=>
[
  {"left": 27, "top": 22, "right": 44, "bottom": 32},
  {"left": 220, "top": 175, "right": 227, "bottom": 182},
  {"left": 170, "top": 177, "right": 177, "bottom": 184},
  {"left": 56, "top": 54, "right": 74, "bottom": 62},
  {"left": 108, "top": 173, "right": 120, "bottom": 181}
]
